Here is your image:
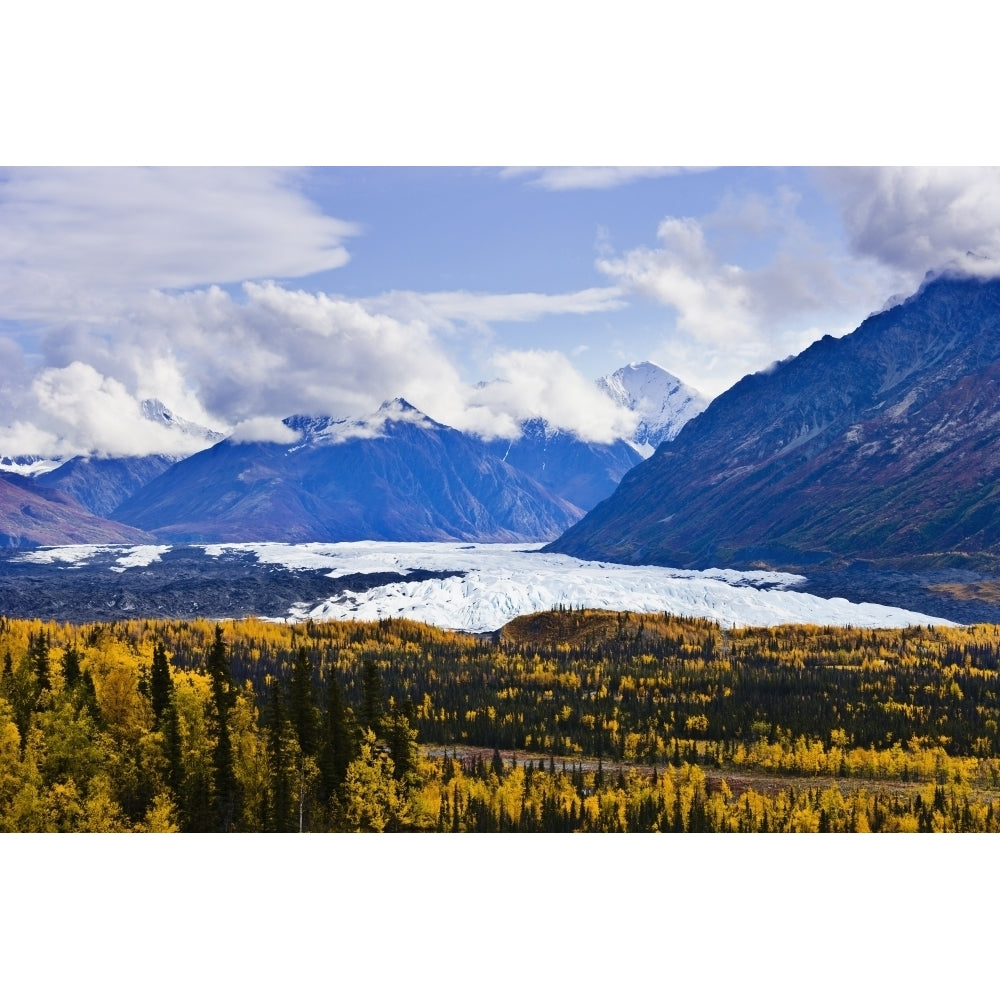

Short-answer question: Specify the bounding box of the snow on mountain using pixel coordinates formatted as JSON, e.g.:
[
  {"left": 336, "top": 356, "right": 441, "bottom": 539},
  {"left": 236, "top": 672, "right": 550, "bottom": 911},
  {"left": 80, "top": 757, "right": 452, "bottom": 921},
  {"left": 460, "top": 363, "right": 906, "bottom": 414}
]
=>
[
  {"left": 596, "top": 362, "right": 709, "bottom": 457},
  {"left": 2, "top": 401, "right": 220, "bottom": 486},
  {"left": 193, "top": 541, "right": 952, "bottom": 632},
  {"left": 487, "top": 417, "right": 643, "bottom": 511},
  {"left": 112, "top": 399, "right": 583, "bottom": 543},
  {"left": 284, "top": 398, "right": 438, "bottom": 447},
  {"left": 140, "top": 398, "right": 225, "bottom": 448},
  {"left": 0, "top": 455, "right": 66, "bottom": 476}
]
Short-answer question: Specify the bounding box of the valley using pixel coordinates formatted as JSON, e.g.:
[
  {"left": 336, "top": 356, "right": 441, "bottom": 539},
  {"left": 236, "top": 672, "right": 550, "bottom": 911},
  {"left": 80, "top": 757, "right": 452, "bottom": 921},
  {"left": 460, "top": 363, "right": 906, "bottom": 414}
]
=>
[
  {"left": 0, "top": 540, "right": 962, "bottom": 628},
  {"left": 3, "top": 609, "right": 1000, "bottom": 832}
]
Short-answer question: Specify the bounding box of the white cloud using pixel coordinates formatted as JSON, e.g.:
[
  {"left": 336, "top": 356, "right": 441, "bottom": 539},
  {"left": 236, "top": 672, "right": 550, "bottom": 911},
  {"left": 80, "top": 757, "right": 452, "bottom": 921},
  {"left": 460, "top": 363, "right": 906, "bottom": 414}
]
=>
[
  {"left": 0, "top": 167, "right": 358, "bottom": 322},
  {"left": 22, "top": 362, "right": 219, "bottom": 457},
  {"left": 229, "top": 417, "right": 302, "bottom": 445},
  {"left": 820, "top": 166, "right": 1000, "bottom": 279},
  {"left": 364, "top": 286, "right": 625, "bottom": 332},
  {"left": 2, "top": 270, "right": 644, "bottom": 456},
  {"left": 600, "top": 216, "right": 756, "bottom": 347},
  {"left": 468, "top": 350, "right": 639, "bottom": 442},
  {"left": 597, "top": 189, "right": 895, "bottom": 396},
  {"left": 500, "top": 166, "right": 713, "bottom": 190}
]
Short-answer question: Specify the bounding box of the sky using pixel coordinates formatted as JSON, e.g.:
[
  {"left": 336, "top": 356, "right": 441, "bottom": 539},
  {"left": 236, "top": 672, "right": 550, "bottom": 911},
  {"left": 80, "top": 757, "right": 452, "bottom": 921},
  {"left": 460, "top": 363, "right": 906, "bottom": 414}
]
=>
[
  {"left": 3, "top": 5, "right": 999, "bottom": 460},
  {"left": 5, "top": 165, "right": 1000, "bottom": 459}
]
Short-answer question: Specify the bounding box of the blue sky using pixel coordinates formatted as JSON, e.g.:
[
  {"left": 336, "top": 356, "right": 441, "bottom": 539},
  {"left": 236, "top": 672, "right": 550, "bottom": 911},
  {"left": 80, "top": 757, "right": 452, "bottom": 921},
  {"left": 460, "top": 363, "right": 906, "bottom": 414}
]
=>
[
  {"left": 3, "top": 164, "right": 1000, "bottom": 458},
  {"left": 2, "top": 5, "right": 997, "bottom": 459}
]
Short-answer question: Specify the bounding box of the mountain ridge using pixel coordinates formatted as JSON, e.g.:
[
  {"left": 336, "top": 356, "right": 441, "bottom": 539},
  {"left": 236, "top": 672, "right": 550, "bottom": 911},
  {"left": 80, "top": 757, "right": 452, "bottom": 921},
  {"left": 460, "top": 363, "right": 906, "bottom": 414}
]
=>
[
  {"left": 547, "top": 274, "right": 1000, "bottom": 572},
  {"left": 112, "top": 399, "right": 585, "bottom": 543}
]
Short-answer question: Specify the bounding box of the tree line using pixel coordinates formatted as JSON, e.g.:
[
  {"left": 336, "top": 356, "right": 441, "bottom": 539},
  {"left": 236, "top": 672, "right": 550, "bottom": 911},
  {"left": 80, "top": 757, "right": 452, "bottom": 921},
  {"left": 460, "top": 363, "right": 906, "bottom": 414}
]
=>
[{"left": 2, "top": 610, "right": 1000, "bottom": 831}]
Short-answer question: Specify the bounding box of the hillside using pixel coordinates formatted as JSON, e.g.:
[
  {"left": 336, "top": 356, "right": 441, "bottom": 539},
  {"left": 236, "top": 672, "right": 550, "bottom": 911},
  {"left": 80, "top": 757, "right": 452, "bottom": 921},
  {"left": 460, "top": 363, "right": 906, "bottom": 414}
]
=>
[
  {"left": 0, "top": 471, "right": 153, "bottom": 547},
  {"left": 112, "top": 400, "right": 584, "bottom": 543},
  {"left": 549, "top": 274, "right": 1000, "bottom": 573}
]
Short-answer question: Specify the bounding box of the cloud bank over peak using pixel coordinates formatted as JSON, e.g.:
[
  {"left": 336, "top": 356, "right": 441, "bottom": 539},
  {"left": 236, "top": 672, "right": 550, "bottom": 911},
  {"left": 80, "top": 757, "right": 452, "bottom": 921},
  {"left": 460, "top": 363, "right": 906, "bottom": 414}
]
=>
[
  {"left": 8, "top": 166, "right": 1000, "bottom": 460},
  {"left": 1, "top": 277, "right": 641, "bottom": 456},
  {"left": 821, "top": 167, "right": 1000, "bottom": 280}
]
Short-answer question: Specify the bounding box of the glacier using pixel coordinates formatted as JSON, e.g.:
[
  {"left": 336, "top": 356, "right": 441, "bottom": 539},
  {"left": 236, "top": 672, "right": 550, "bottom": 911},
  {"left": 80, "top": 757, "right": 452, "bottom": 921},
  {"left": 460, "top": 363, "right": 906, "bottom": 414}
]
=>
[
  {"left": 203, "top": 540, "right": 954, "bottom": 632},
  {"left": 11, "top": 540, "right": 956, "bottom": 631}
]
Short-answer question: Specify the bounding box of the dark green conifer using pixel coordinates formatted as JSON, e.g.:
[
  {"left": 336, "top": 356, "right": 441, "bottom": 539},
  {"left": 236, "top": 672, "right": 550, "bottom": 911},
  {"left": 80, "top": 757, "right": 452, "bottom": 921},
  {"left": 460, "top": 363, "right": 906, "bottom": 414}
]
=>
[
  {"left": 289, "top": 647, "right": 318, "bottom": 758},
  {"left": 360, "top": 661, "right": 384, "bottom": 736},
  {"left": 28, "top": 631, "right": 51, "bottom": 691},
  {"left": 61, "top": 645, "right": 82, "bottom": 687},
  {"left": 318, "top": 672, "right": 353, "bottom": 799},
  {"left": 206, "top": 625, "right": 238, "bottom": 831},
  {"left": 150, "top": 641, "right": 173, "bottom": 726}
]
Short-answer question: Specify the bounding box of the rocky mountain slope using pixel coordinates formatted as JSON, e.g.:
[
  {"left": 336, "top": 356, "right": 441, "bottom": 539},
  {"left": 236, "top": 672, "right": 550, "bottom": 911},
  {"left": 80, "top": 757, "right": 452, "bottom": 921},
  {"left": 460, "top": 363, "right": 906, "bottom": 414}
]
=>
[
  {"left": 486, "top": 418, "right": 643, "bottom": 511},
  {"left": 112, "top": 399, "right": 584, "bottom": 543},
  {"left": 37, "top": 454, "right": 176, "bottom": 517},
  {"left": 0, "top": 471, "right": 153, "bottom": 547},
  {"left": 548, "top": 273, "right": 1000, "bottom": 573}
]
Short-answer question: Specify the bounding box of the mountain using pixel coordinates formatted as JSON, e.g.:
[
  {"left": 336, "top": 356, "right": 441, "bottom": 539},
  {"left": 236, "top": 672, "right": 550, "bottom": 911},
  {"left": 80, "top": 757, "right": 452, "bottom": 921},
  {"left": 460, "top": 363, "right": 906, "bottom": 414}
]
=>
[
  {"left": 37, "top": 454, "right": 177, "bottom": 517},
  {"left": 112, "top": 399, "right": 584, "bottom": 543},
  {"left": 3, "top": 399, "right": 222, "bottom": 517},
  {"left": 0, "top": 455, "right": 65, "bottom": 476},
  {"left": 0, "top": 471, "right": 153, "bottom": 547},
  {"left": 486, "top": 418, "right": 643, "bottom": 511},
  {"left": 139, "top": 398, "right": 225, "bottom": 447},
  {"left": 596, "top": 361, "right": 709, "bottom": 457},
  {"left": 482, "top": 361, "right": 705, "bottom": 510},
  {"left": 548, "top": 273, "right": 1000, "bottom": 572}
]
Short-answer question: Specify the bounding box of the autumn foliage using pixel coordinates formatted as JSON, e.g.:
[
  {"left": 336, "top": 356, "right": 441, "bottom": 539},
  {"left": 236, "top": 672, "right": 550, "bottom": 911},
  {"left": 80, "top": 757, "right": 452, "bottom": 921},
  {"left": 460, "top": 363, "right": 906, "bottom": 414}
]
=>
[{"left": 2, "top": 610, "right": 1000, "bottom": 831}]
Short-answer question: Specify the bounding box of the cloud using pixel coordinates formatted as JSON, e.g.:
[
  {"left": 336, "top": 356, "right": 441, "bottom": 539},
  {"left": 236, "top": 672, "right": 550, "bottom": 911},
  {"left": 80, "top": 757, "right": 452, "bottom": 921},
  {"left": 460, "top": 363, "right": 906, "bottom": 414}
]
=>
[
  {"left": 467, "top": 350, "right": 639, "bottom": 443},
  {"left": 599, "top": 216, "right": 756, "bottom": 346},
  {"left": 596, "top": 188, "right": 895, "bottom": 396},
  {"left": 229, "top": 417, "right": 302, "bottom": 445},
  {"left": 0, "top": 167, "right": 358, "bottom": 322},
  {"left": 21, "top": 362, "right": 221, "bottom": 457},
  {"left": 500, "top": 166, "right": 713, "bottom": 190},
  {"left": 363, "top": 286, "right": 625, "bottom": 332},
  {"left": 820, "top": 167, "right": 1000, "bottom": 279}
]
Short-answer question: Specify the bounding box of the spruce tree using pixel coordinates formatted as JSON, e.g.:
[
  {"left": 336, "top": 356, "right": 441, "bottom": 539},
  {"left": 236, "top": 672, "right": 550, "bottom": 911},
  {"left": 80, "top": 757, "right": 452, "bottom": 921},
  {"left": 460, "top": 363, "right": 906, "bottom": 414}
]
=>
[
  {"left": 150, "top": 642, "right": 173, "bottom": 726},
  {"left": 61, "top": 645, "right": 82, "bottom": 688},
  {"left": 319, "top": 673, "right": 353, "bottom": 801},
  {"left": 267, "top": 684, "right": 295, "bottom": 832},
  {"left": 289, "top": 647, "right": 318, "bottom": 758},
  {"left": 360, "top": 661, "right": 384, "bottom": 736},
  {"left": 28, "top": 631, "right": 51, "bottom": 692},
  {"left": 206, "top": 625, "right": 238, "bottom": 831},
  {"left": 161, "top": 702, "right": 185, "bottom": 805}
]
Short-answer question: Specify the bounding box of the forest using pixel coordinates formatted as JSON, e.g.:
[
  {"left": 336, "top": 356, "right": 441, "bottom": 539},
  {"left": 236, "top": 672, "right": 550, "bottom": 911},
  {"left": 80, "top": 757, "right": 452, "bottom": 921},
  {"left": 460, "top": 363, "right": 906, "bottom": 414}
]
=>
[{"left": 2, "top": 608, "right": 1000, "bottom": 832}]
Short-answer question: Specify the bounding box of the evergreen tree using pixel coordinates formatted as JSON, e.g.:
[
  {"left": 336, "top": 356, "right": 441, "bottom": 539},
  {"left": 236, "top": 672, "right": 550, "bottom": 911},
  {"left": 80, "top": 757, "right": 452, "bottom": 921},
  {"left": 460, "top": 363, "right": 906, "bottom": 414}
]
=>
[
  {"left": 289, "top": 647, "right": 318, "bottom": 758},
  {"left": 384, "top": 710, "right": 420, "bottom": 785},
  {"left": 266, "top": 684, "right": 295, "bottom": 832},
  {"left": 61, "top": 645, "right": 82, "bottom": 688},
  {"left": 78, "top": 670, "right": 100, "bottom": 723},
  {"left": 28, "top": 631, "right": 51, "bottom": 692},
  {"left": 150, "top": 642, "right": 173, "bottom": 726},
  {"left": 161, "top": 701, "right": 185, "bottom": 804},
  {"left": 206, "top": 625, "right": 238, "bottom": 831},
  {"left": 360, "top": 661, "right": 384, "bottom": 736},
  {"left": 319, "top": 673, "right": 353, "bottom": 801}
]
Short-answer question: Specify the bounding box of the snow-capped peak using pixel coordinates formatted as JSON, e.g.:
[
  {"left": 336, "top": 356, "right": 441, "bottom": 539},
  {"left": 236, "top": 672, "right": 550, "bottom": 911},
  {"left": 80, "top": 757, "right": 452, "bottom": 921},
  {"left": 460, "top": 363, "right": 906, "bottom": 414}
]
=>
[
  {"left": 140, "top": 399, "right": 224, "bottom": 445},
  {"left": 284, "top": 399, "right": 441, "bottom": 449},
  {"left": 596, "top": 361, "right": 708, "bottom": 456},
  {"left": 0, "top": 454, "right": 66, "bottom": 477}
]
